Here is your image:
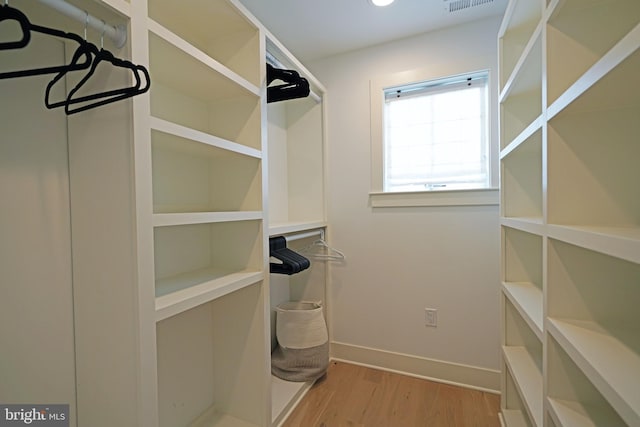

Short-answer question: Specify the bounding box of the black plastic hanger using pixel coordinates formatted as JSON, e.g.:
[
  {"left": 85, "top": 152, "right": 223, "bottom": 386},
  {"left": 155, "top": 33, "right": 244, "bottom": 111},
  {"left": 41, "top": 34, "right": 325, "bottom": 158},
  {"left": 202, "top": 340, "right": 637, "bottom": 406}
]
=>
[
  {"left": 64, "top": 47, "right": 150, "bottom": 114},
  {"left": 269, "top": 236, "right": 311, "bottom": 275},
  {"left": 0, "top": 3, "right": 30, "bottom": 50},
  {"left": 266, "top": 63, "right": 310, "bottom": 103},
  {"left": 45, "top": 40, "right": 150, "bottom": 114},
  {"left": 0, "top": 4, "right": 92, "bottom": 79}
]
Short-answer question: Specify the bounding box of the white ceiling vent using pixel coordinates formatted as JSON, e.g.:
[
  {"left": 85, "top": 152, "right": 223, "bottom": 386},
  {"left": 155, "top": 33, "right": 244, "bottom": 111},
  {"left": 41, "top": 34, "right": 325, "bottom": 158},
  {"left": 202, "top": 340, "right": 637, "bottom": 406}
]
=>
[{"left": 445, "top": 0, "right": 494, "bottom": 13}]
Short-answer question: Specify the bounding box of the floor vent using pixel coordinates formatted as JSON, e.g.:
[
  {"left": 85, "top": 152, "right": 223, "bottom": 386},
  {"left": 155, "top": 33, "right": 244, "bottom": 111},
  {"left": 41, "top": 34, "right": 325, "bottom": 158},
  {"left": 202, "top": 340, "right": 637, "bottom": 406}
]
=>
[{"left": 448, "top": 0, "right": 494, "bottom": 13}]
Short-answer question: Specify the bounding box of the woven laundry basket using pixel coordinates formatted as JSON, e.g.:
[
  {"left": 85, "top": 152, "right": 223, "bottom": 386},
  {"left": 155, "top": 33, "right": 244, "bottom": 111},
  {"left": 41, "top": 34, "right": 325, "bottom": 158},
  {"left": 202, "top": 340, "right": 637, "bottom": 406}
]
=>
[{"left": 271, "top": 301, "right": 329, "bottom": 382}]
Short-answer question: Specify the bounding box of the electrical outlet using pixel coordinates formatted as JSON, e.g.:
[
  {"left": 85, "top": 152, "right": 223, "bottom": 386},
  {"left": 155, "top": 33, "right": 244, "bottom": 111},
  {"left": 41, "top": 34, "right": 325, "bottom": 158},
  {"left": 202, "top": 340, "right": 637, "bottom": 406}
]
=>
[{"left": 425, "top": 308, "right": 437, "bottom": 327}]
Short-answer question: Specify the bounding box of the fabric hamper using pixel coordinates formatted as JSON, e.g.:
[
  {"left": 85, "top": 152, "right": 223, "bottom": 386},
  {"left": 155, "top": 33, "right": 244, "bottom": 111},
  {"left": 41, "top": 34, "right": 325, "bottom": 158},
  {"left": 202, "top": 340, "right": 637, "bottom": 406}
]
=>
[{"left": 272, "top": 301, "right": 329, "bottom": 382}]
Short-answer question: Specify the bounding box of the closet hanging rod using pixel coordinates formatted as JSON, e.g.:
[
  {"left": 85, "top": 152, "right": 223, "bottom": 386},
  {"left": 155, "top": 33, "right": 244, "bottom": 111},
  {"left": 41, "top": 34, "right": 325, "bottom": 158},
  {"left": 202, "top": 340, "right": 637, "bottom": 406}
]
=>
[
  {"left": 283, "top": 229, "right": 324, "bottom": 243},
  {"left": 266, "top": 51, "right": 321, "bottom": 104},
  {"left": 35, "top": 0, "right": 127, "bottom": 48}
]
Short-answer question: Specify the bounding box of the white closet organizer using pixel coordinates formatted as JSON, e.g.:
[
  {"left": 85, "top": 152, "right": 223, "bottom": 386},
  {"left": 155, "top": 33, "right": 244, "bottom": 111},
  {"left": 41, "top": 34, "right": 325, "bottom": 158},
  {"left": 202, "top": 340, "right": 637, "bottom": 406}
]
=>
[
  {"left": 3, "top": 0, "right": 326, "bottom": 425},
  {"left": 140, "top": 0, "right": 271, "bottom": 425},
  {"left": 265, "top": 37, "right": 328, "bottom": 426},
  {"left": 498, "top": 1, "right": 640, "bottom": 426}
]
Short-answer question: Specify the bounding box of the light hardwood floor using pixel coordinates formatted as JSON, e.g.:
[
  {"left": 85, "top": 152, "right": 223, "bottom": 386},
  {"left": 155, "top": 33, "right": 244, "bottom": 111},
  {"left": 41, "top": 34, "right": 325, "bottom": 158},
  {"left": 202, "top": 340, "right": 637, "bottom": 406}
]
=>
[{"left": 282, "top": 361, "right": 501, "bottom": 427}]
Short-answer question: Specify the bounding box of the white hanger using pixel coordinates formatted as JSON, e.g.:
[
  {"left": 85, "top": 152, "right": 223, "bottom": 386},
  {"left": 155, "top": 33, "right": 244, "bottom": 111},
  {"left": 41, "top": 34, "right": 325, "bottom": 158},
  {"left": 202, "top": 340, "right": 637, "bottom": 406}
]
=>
[{"left": 298, "top": 238, "right": 346, "bottom": 261}]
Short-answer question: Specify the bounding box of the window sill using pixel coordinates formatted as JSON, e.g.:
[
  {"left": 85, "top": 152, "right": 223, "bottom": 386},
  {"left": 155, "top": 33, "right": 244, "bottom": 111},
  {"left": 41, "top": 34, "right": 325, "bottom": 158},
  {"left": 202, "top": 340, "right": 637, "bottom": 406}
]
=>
[{"left": 369, "top": 188, "right": 499, "bottom": 208}]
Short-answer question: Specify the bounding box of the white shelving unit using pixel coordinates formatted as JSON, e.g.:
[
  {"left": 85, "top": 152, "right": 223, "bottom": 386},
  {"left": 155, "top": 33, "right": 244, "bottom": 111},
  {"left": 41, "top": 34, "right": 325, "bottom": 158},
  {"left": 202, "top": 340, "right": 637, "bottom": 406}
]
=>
[
  {"left": 2, "top": 0, "right": 324, "bottom": 425},
  {"left": 138, "top": 0, "right": 271, "bottom": 425},
  {"left": 265, "top": 37, "right": 328, "bottom": 426},
  {"left": 498, "top": 1, "right": 640, "bottom": 426}
]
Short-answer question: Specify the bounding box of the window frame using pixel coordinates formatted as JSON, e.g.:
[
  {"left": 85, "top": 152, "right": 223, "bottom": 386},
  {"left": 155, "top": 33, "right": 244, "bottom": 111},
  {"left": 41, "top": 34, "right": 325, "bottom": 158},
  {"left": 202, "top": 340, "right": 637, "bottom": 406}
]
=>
[{"left": 370, "top": 67, "right": 499, "bottom": 208}]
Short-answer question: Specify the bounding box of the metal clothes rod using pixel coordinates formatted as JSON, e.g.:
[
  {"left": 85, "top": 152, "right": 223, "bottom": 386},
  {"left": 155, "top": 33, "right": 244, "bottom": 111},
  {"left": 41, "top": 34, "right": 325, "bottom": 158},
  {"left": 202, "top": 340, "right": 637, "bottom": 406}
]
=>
[
  {"left": 35, "top": 0, "right": 127, "bottom": 48},
  {"left": 284, "top": 229, "right": 324, "bottom": 243}
]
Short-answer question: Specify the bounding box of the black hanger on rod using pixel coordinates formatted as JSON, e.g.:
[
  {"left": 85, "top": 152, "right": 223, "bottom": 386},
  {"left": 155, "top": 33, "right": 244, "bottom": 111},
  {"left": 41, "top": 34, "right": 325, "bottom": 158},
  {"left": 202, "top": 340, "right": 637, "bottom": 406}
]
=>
[
  {"left": 269, "top": 236, "right": 311, "bottom": 275},
  {"left": 45, "top": 39, "right": 150, "bottom": 115},
  {"left": 0, "top": 3, "right": 30, "bottom": 50},
  {"left": 266, "top": 63, "right": 310, "bottom": 103},
  {"left": 0, "top": 4, "right": 92, "bottom": 79}
]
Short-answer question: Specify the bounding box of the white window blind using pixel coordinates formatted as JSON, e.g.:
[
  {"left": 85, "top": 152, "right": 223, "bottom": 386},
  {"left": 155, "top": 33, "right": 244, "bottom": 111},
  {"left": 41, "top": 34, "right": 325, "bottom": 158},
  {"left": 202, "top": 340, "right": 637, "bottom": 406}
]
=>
[{"left": 383, "top": 72, "right": 489, "bottom": 192}]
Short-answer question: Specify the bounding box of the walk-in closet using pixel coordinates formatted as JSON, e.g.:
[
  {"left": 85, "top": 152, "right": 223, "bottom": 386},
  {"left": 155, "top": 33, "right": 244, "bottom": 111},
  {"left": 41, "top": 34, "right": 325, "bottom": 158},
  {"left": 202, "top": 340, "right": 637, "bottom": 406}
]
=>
[{"left": 2, "top": 0, "right": 639, "bottom": 426}]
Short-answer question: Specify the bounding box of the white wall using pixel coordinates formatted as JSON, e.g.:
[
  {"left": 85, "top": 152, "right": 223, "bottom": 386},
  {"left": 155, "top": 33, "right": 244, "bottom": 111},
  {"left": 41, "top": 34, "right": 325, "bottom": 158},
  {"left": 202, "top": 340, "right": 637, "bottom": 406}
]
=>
[{"left": 309, "top": 16, "right": 502, "bottom": 389}]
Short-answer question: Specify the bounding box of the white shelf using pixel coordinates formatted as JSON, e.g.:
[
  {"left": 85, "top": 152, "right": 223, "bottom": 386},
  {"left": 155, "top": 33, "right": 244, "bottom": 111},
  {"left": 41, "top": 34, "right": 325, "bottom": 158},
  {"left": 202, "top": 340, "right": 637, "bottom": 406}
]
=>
[
  {"left": 155, "top": 269, "right": 263, "bottom": 321},
  {"left": 153, "top": 211, "right": 262, "bottom": 227},
  {"left": 547, "top": 398, "right": 620, "bottom": 427},
  {"left": 269, "top": 221, "right": 327, "bottom": 237},
  {"left": 502, "top": 282, "right": 543, "bottom": 341},
  {"left": 100, "top": 0, "right": 130, "bottom": 17},
  {"left": 148, "top": 27, "right": 257, "bottom": 102},
  {"left": 147, "top": 0, "right": 261, "bottom": 87},
  {"left": 547, "top": 224, "right": 640, "bottom": 265},
  {"left": 501, "top": 128, "right": 542, "bottom": 219},
  {"left": 151, "top": 117, "right": 262, "bottom": 160},
  {"left": 190, "top": 405, "right": 261, "bottom": 427},
  {"left": 548, "top": 24, "right": 640, "bottom": 120},
  {"left": 500, "top": 218, "right": 544, "bottom": 236},
  {"left": 498, "top": 0, "right": 543, "bottom": 91},
  {"left": 546, "top": 0, "right": 640, "bottom": 108},
  {"left": 501, "top": 409, "right": 530, "bottom": 427},
  {"left": 148, "top": 19, "right": 258, "bottom": 97},
  {"left": 271, "top": 375, "right": 313, "bottom": 426},
  {"left": 500, "top": 114, "right": 543, "bottom": 157},
  {"left": 500, "top": 22, "right": 544, "bottom": 102},
  {"left": 503, "top": 346, "right": 543, "bottom": 427},
  {"left": 547, "top": 318, "right": 640, "bottom": 427}
]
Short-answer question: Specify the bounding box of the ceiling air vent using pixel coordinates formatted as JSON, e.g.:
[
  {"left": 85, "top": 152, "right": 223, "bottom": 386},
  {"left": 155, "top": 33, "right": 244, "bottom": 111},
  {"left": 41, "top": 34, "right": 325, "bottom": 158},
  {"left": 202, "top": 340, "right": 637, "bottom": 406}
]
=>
[{"left": 446, "top": 0, "right": 494, "bottom": 13}]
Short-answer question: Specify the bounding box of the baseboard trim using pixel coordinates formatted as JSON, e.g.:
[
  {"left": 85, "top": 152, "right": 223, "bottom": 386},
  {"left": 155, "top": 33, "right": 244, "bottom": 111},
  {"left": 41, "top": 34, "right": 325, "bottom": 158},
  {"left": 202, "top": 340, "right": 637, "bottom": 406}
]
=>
[{"left": 330, "top": 341, "right": 500, "bottom": 393}]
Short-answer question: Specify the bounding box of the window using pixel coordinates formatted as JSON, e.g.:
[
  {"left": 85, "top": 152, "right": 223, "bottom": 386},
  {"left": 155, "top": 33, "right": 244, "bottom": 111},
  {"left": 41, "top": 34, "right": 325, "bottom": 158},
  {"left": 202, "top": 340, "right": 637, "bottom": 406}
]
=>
[{"left": 383, "top": 72, "right": 490, "bottom": 192}]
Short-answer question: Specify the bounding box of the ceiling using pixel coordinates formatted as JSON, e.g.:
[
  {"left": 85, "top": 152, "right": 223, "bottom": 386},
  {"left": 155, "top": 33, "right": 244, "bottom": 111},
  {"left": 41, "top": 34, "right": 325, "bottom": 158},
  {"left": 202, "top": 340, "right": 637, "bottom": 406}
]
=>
[{"left": 239, "top": 0, "right": 508, "bottom": 63}]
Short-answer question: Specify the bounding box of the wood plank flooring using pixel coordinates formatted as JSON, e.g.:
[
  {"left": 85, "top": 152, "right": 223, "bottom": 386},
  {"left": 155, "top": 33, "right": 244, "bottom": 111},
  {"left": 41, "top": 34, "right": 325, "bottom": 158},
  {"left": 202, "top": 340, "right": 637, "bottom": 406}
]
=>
[{"left": 282, "top": 361, "right": 501, "bottom": 427}]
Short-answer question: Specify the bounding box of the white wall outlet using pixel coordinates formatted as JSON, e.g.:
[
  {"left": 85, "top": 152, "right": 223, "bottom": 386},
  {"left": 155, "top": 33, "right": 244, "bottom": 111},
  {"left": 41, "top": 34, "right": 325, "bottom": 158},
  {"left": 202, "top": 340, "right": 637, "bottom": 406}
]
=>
[{"left": 425, "top": 308, "right": 437, "bottom": 327}]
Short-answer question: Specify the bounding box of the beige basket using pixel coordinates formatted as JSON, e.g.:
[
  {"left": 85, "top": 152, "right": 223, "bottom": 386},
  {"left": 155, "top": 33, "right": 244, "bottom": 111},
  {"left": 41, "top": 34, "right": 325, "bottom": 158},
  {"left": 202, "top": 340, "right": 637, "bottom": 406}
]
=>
[{"left": 272, "top": 301, "right": 329, "bottom": 382}]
